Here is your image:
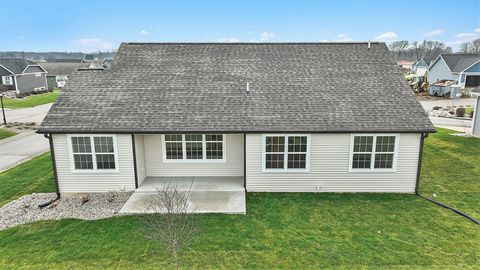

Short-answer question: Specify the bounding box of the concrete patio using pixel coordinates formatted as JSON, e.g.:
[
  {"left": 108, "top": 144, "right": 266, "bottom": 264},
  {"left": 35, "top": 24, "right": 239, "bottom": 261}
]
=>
[{"left": 119, "top": 177, "right": 246, "bottom": 214}]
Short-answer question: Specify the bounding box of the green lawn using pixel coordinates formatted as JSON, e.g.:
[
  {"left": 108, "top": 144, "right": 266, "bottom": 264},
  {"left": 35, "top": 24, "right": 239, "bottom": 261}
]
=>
[
  {"left": 0, "top": 129, "right": 478, "bottom": 269},
  {"left": 0, "top": 153, "right": 55, "bottom": 207},
  {"left": 0, "top": 128, "right": 16, "bottom": 141},
  {"left": 2, "top": 90, "right": 59, "bottom": 109}
]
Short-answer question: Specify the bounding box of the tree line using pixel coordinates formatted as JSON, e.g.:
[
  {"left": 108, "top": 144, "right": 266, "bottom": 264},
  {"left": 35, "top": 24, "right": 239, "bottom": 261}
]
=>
[{"left": 389, "top": 39, "right": 480, "bottom": 61}]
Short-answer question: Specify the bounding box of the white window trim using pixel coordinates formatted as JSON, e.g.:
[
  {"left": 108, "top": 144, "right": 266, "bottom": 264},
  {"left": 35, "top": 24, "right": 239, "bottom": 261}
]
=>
[
  {"left": 261, "top": 134, "right": 311, "bottom": 173},
  {"left": 67, "top": 134, "right": 120, "bottom": 173},
  {"left": 161, "top": 134, "right": 227, "bottom": 163},
  {"left": 348, "top": 134, "right": 400, "bottom": 173},
  {"left": 2, "top": 76, "right": 13, "bottom": 85}
]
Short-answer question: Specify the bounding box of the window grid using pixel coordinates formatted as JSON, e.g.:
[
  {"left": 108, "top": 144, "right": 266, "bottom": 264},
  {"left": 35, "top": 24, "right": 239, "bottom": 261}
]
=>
[
  {"left": 70, "top": 135, "right": 117, "bottom": 171},
  {"left": 351, "top": 135, "right": 397, "bottom": 170},
  {"left": 265, "top": 135, "right": 308, "bottom": 171},
  {"left": 164, "top": 134, "right": 224, "bottom": 161}
]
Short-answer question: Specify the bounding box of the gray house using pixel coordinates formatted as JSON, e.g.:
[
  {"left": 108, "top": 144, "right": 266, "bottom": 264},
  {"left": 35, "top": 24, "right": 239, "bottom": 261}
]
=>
[
  {"left": 0, "top": 58, "right": 48, "bottom": 94},
  {"left": 428, "top": 54, "right": 480, "bottom": 89},
  {"left": 41, "top": 62, "right": 90, "bottom": 89},
  {"left": 38, "top": 42, "right": 435, "bottom": 213}
]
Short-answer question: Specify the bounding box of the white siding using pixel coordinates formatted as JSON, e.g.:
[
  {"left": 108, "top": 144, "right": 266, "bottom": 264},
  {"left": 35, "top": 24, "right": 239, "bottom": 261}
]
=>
[
  {"left": 245, "top": 133, "right": 421, "bottom": 193},
  {"left": 144, "top": 134, "right": 244, "bottom": 177},
  {"left": 134, "top": 135, "right": 147, "bottom": 185},
  {"left": 52, "top": 134, "right": 136, "bottom": 193},
  {"left": 428, "top": 58, "right": 457, "bottom": 84}
]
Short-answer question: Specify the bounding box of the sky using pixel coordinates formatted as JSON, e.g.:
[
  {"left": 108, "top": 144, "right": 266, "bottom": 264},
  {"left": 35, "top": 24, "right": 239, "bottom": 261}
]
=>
[{"left": 0, "top": 0, "right": 479, "bottom": 52}]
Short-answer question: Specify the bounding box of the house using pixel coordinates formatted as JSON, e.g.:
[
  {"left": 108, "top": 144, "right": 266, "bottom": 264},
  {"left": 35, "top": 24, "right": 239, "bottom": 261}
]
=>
[
  {"left": 472, "top": 87, "right": 480, "bottom": 136},
  {"left": 37, "top": 42, "right": 435, "bottom": 213},
  {"left": 0, "top": 58, "right": 48, "bottom": 95},
  {"left": 397, "top": 60, "right": 414, "bottom": 71},
  {"left": 411, "top": 57, "right": 434, "bottom": 76},
  {"left": 41, "top": 62, "right": 91, "bottom": 89},
  {"left": 428, "top": 54, "right": 480, "bottom": 89}
]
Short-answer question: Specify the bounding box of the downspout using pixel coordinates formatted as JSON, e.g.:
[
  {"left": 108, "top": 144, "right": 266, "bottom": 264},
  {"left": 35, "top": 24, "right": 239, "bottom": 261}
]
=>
[
  {"left": 38, "top": 133, "right": 61, "bottom": 208},
  {"left": 415, "top": 133, "right": 479, "bottom": 225},
  {"left": 243, "top": 133, "right": 246, "bottom": 190},
  {"left": 132, "top": 134, "right": 139, "bottom": 189}
]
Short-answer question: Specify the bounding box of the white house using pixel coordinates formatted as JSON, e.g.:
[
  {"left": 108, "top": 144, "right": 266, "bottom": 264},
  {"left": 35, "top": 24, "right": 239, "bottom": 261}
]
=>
[
  {"left": 38, "top": 42, "right": 435, "bottom": 213},
  {"left": 428, "top": 54, "right": 480, "bottom": 89}
]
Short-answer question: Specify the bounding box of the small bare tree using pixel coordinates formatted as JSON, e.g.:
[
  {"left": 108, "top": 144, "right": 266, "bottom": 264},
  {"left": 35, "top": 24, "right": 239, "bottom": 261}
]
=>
[{"left": 142, "top": 182, "right": 198, "bottom": 269}]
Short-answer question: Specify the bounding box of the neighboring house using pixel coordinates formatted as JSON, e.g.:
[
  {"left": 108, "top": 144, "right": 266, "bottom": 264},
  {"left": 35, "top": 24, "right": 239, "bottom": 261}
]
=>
[
  {"left": 397, "top": 60, "right": 414, "bottom": 71},
  {"left": 411, "top": 57, "right": 434, "bottom": 76},
  {"left": 38, "top": 43, "right": 434, "bottom": 210},
  {"left": 428, "top": 54, "right": 480, "bottom": 89},
  {"left": 472, "top": 87, "right": 480, "bottom": 136},
  {"left": 0, "top": 58, "right": 48, "bottom": 94},
  {"left": 41, "top": 62, "right": 90, "bottom": 89}
]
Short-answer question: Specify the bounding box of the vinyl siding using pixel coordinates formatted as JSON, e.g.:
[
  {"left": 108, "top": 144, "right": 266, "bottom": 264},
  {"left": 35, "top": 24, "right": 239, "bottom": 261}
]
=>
[
  {"left": 15, "top": 73, "right": 48, "bottom": 93},
  {"left": 245, "top": 133, "right": 421, "bottom": 193},
  {"left": 473, "top": 97, "right": 480, "bottom": 136},
  {"left": 52, "top": 134, "right": 136, "bottom": 193},
  {"left": 143, "top": 134, "right": 244, "bottom": 177},
  {"left": 428, "top": 58, "right": 457, "bottom": 84}
]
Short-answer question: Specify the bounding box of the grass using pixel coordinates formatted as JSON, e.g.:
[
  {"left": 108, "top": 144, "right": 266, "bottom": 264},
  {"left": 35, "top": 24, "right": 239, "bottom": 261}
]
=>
[
  {"left": 2, "top": 90, "right": 59, "bottom": 109},
  {"left": 0, "top": 128, "right": 16, "bottom": 141},
  {"left": 0, "top": 129, "right": 478, "bottom": 269},
  {"left": 0, "top": 153, "right": 55, "bottom": 207}
]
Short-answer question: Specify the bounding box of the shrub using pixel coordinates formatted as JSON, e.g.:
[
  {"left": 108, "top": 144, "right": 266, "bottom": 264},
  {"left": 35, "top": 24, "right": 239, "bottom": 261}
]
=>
[
  {"left": 470, "top": 109, "right": 474, "bottom": 118},
  {"left": 456, "top": 107, "right": 465, "bottom": 117}
]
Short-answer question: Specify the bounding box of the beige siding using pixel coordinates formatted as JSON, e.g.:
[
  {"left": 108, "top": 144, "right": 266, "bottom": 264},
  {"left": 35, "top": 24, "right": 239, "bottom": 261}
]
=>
[
  {"left": 52, "top": 134, "right": 136, "bottom": 193},
  {"left": 245, "top": 133, "right": 421, "bottom": 193},
  {"left": 144, "top": 134, "right": 244, "bottom": 177},
  {"left": 134, "top": 135, "right": 147, "bottom": 185}
]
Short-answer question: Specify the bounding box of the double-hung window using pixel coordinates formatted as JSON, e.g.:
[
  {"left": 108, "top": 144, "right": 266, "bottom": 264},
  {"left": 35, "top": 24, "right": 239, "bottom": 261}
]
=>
[
  {"left": 69, "top": 135, "right": 117, "bottom": 172},
  {"left": 163, "top": 134, "right": 225, "bottom": 162},
  {"left": 2, "top": 76, "right": 12, "bottom": 85},
  {"left": 263, "top": 135, "right": 310, "bottom": 172},
  {"left": 350, "top": 134, "right": 398, "bottom": 171}
]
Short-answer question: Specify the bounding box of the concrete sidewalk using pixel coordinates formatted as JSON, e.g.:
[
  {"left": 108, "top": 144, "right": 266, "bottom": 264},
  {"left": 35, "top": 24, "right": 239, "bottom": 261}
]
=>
[{"left": 0, "top": 132, "right": 49, "bottom": 172}]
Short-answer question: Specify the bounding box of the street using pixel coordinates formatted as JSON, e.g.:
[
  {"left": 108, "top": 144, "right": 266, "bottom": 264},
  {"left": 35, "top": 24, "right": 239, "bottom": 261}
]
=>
[{"left": 0, "top": 103, "right": 51, "bottom": 172}]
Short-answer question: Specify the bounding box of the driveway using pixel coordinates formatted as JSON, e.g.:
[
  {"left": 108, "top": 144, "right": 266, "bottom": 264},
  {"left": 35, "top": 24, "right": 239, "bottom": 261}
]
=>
[
  {"left": 4, "top": 103, "right": 52, "bottom": 124},
  {"left": 0, "top": 132, "right": 49, "bottom": 172},
  {"left": 0, "top": 103, "right": 52, "bottom": 172}
]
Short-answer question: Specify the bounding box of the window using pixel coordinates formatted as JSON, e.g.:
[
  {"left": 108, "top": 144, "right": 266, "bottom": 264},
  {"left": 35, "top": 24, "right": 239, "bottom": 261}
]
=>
[
  {"left": 2, "top": 76, "right": 12, "bottom": 85},
  {"left": 162, "top": 134, "right": 225, "bottom": 162},
  {"left": 350, "top": 134, "right": 398, "bottom": 171},
  {"left": 69, "top": 135, "right": 117, "bottom": 171},
  {"left": 264, "top": 135, "right": 309, "bottom": 171}
]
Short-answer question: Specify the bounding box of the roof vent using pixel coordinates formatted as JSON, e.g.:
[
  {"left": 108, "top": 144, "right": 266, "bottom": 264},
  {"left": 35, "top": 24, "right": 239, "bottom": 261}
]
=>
[
  {"left": 246, "top": 82, "right": 251, "bottom": 95},
  {"left": 368, "top": 41, "right": 371, "bottom": 50}
]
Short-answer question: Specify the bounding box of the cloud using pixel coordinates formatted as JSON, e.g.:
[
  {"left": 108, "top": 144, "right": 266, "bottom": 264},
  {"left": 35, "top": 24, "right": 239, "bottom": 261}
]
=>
[
  {"left": 324, "top": 30, "right": 331, "bottom": 34},
  {"left": 422, "top": 29, "right": 444, "bottom": 37},
  {"left": 319, "top": 39, "right": 329, "bottom": 42},
  {"left": 217, "top": 37, "right": 240, "bottom": 42},
  {"left": 336, "top": 34, "right": 353, "bottom": 42},
  {"left": 475, "top": 28, "right": 480, "bottom": 33},
  {"left": 139, "top": 30, "right": 151, "bottom": 35},
  {"left": 374, "top": 32, "right": 397, "bottom": 42},
  {"left": 445, "top": 29, "right": 480, "bottom": 50},
  {"left": 73, "top": 38, "right": 113, "bottom": 50},
  {"left": 259, "top": 32, "right": 275, "bottom": 41}
]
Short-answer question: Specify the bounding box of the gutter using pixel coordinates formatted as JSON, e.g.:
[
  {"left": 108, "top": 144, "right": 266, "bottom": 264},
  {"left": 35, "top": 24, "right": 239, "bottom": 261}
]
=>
[
  {"left": 415, "top": 133, "right": 479, "bottom": 225},
  {"left": 38, "top": 133, "right": 61, "bottom": 208}
]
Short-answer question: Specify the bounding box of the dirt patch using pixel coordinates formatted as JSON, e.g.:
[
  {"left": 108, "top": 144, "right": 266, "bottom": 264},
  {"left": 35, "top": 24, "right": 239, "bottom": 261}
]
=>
[{"left": 1, "top": 122, "right": 38, "bottom": 134}]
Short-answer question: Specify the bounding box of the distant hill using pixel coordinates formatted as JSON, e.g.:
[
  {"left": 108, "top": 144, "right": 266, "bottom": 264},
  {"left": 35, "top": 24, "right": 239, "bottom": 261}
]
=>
[{"left": 0, "top": 51, "right": 116, "bottom": 61}]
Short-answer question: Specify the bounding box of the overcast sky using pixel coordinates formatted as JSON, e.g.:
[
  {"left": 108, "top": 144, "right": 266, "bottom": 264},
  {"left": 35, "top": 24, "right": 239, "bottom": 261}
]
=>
[{"left": 1, "top": 0, "right": 479, "bottom": 52}]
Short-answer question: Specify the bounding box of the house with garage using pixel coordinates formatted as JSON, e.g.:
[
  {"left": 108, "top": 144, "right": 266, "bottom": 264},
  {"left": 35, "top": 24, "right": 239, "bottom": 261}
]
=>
[
  {"left": 41, "top": 62, "right": 91, "bottom": 89},
  {"left": 0, "top": 58, "right": 48, "bottom": 95},
  {"left": 37, "top": 42, "right": 435, "bottom": 214},
  {"left": 411, "top": 57, "right": 434, "bottom": 76},
  {"left": 428, "top": 54, "right": 480, "bottom": 89}
]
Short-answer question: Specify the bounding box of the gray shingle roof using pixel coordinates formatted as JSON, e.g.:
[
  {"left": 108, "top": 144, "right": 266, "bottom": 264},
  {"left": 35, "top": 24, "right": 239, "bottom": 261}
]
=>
[
  {"left": 41, "top": 62, "right": 91, "bottom": 76},
  {"left": 0, "top": 58, "right": 37, "bottom": 74},
  {"left": 441, "top": 54, "right": 480, "bottom": 73},
  {"left": 38, "top": 42, "right": 434, "bottom": 134}
]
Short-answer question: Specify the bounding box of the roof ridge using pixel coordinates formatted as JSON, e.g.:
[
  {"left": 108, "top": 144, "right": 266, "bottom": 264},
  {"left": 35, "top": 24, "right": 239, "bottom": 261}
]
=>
[{"left": 123, "top": 41, "right": 383, "bottom": 45}]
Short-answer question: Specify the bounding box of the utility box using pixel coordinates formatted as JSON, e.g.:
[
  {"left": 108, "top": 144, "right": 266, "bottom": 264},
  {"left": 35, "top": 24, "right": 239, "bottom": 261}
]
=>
[{"left": 450, "top": 85, "right": 462, "bottom": 99}]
